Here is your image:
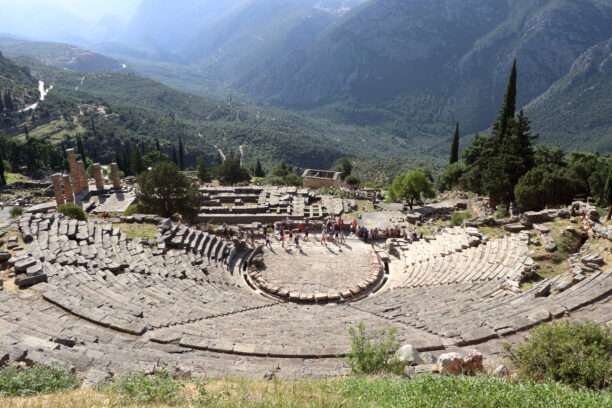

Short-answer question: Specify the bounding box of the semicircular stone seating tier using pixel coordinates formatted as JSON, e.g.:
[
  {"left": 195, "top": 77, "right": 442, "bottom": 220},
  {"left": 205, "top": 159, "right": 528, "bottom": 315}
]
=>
[
  {"left": 0, "top": 213, "right": 609, "bottom": 379},
  {"left": 384, "top": 227, "right": 535, "bottom": 290}
]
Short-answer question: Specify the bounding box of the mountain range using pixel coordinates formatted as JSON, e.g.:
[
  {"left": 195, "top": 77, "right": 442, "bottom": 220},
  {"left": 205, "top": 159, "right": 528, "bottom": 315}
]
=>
[{"left": 1, "top": 0, "right": 612, "bottom": 172}]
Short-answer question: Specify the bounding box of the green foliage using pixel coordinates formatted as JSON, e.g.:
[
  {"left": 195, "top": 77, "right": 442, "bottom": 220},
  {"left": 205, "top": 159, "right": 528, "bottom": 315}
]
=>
[
  {"left": 254, "top": 159, "right": 266, "bottom": 177},
  {"left": 123, "top": 203, "right": 146, "bottom": 217},
  {"left": 347, "top": 322, "right": 405, "bottom": 375},
  {"left": 345, "top": 175, "right": 361, "bottom": 189},
  {"left": 450, "top": 211, "right": 471, "bottom": 227},
  {"left": 508, "top": 321, "right": 611, "bottom": 390},
  {"left": 136, "top": 162, "right": 201, "bottom": 219},
  {"left": 515, "top": 166, "right": 579, "bottom": 211},
  {"left": 388, "top": 169, "right": 435, "bottom": 209},
  {"left": 197, "top": 157, "right": 212, "bottom": 183},
  {"left": 57, "top": 203, "right": 87, "bottom": 221},
  {"left": 271, "top": 161, "right": 292, "bottom": 178},
  {"left": 217, "top": 155, "right": 250, "bottom": 185},
  {"left": 450, "top": 122, "right": 460, "bottom": 164},
  {"left": 108, "top": 370, "right": 208, "bottom": 406},
  {"left": 9, "top": 206, "right": 23, "bottom": 218},
  {"left": 341, "top": 375, "right": 612, "bottom": 408},
  {"left": 0, "top": 157, "right": 6, "bottom": 186},
  {"left": 142, "top": 150, "right": 169, "bottom": 169},
  {"left": 0, "top": 365, "right": 79, "bottom": 397},
  {"left": 336, "top": 158, "right": 353, "bottom": 180},
  {"left": 437, "top": 162, "right": 466, "bottom": 192}
]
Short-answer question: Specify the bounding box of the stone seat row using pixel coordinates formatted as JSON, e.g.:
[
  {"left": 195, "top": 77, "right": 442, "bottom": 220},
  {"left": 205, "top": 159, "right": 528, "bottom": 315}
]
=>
[
  {"left": 394, "top": 235, "right": 530, "bottom": 289},
  {"left": 357, "top": 268, "right": 612, "bottom": 347}
]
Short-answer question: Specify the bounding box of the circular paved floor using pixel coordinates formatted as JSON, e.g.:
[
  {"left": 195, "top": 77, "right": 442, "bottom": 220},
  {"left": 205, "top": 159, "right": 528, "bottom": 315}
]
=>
[{"left": 252, "top": 238, "right": 378, "bottom": 301}]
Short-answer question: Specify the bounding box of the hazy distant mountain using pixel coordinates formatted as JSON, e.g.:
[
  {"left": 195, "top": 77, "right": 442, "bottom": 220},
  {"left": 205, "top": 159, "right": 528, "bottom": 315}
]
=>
[
  {"left": 240, "top": 0, "right": 612, "bottom": 135},
  {"left": 0, "top": 37, "right": 128, "bottom": 73},
  {"left": 527, "top": 37, "right": 612, "bottom": 153}
]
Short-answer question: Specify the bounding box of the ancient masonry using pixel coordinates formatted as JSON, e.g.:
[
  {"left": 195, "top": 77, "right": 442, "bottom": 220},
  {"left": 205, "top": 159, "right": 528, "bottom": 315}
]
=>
[
  {"left": 50, "top": 149, "right": 122, "bottom": 206},
  {"left": 1, "top": 210, "right": 610, "bottom": 380}
]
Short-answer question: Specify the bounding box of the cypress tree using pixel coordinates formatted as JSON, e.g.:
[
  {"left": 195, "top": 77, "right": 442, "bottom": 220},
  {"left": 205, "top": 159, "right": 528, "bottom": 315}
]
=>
[
  {"left": 0, "top": 89, "right": 5, "bottom": 112},
  {"left": 254, "top": 159, "right": 265, "bottom": 177},
  {"left": 450, "top": 123, "right": 460, "bottom": 164},
  {"left": 90, "top": 117, "right": 98, "bottom": 139},
  {"left": 76, "top": 135, "right": 87, "bottom": 163},
  {"left": 493, "top": 59, "right": 518, "bottom": 142},
  {"left": 171, "top": 146, "right": 178, "bottom": 165},
  {"left": 0, "top": 155, "right": 6, "bottom": 186},
  {"left": 131, "top": 143, "right": 145, "bottom": 175},
  {"left": 178, "top": 137, "right": 185, "bottom": 170},
  {"left": 155, "top": 139, "right": 161, "bottom": 152}
]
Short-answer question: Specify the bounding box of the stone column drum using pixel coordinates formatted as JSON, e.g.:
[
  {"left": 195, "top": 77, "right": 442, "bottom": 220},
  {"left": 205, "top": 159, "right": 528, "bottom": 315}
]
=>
[
  {"left": 110, "top": 163, "right": 121, "bottom": 190},
  {"left": 66, "top": 148, "right": 81, "bottom": 194},
  {"left": 51, "top": 173, "right": 65, "bottom": 206},
  {"left": 77, "top": 160, "right": 89, "bottom": 193},
  {"left": 63, "top": 175, "right": 74, "bottom": 203},
  {"left": 93, "top": 164, "right": 104, "bottom": 192}
]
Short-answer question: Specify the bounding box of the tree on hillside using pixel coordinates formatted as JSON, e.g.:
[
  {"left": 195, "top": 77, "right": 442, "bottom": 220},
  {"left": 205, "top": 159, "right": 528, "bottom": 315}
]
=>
[
  {"left": 254, "top": 160, "right": 266, "bottom": 177},
  {"left": 155, "top": 139, "right": 161, "bottom": 152},
  {"left": 272, "top": 161, "right": 292, "bottom": 178},
  {"left": 218, "top": 154, "right": 250, "bottom": 185},
  {"left": 345, "top": 175, "right": 361, "bottom": 189},
  {"left": 450, "top": 123, "right": 460, "bottom": 164},
  {"left": 0, "top": 156, "right": 6, "bottom": 186},
  {"left": 337, "top": 158, "right": 353, "bottom": 180},
  {"left": 389, "top": 170, "right": 435, "bottom": 210},
  {"left": 178, "top": 136, "right": 185, "bottom": 170},
  {"left": 604, "top": 169, "right": 612, "bottom": 220},
  {"left": 143, "top": 150, "right": 169, "bottom": 169},
  {"left": 197, "top": 157, "right": 212, "bottom": 183},
  {"left": 76, "top": 135, "right": 87, "bottom": 163},
  {"left": 494, "top": 59, "right": 517, "bottom": 142},
  {"left": 171, "top": 146, "right": 178, "bottom": 166},
  {"left": 136, "top": 162, "right": 200, "bottom": 220},
  {"left": 131, "top": 143, "right": 145, "bottom": 175}
]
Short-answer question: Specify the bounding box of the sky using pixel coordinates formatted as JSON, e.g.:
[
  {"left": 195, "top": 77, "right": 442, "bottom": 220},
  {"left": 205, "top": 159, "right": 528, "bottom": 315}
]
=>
[{"left": 0, "top": 0, "right": 141, "bottom": 22}]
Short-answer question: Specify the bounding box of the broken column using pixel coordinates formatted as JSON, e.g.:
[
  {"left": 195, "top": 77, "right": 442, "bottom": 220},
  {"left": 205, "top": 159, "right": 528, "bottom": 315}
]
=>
[
  {"left": 93, "top": 163, "right": 104, "bottom": 192},
  {"left": 66, "top": 148, "right": 81, "bottom": 194},
  {"left": 63, "top": 175, "right": 74, "bottom": 203},
  {"left": 110, "top": 163, "right": 121, "bottom": 190},
  {"left": 77, "top": 160, "right": 89, "bottom": 193},
  {"left": 51, "top": 174, "right": 65, "bottom": 206}
]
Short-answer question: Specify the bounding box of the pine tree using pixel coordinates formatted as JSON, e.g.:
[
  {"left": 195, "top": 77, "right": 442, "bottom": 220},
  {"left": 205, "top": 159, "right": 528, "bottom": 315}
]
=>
[
  {"left": 254, "top": 159, "right": 265, "bottom": 177},
  {"left": 178, "top": 136, "right": 185, "bottom": 170},
  {"left": 450, "top": 122, "right": 460, "bottom": 164},
  {"left": 155, "top": 139, "right": 161, "bottom": 152}
]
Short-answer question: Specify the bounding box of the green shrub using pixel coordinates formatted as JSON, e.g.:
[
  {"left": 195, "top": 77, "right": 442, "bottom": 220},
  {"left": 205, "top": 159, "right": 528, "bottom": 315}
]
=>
[
  {"left": 348, "top": 323, "right": 405, "bottom": 375},
  {"left": 108, "top": 370, "right": 211, "bottom": 406},
  {"left": 58, "top": 203, "right": 87, "bottom": 221},
  {"left": 123, "top": 202, "right": 146, "bottom": 216},
  {"left": 9, "top": 206, "right": 23, "bottom": 218},
  {"left": 0, "top": 365, "right": 79, "bottom": 397},
  {"left": 508, "top": 321, "right": 611, "bottom": 390},
  {"left": 450, "top": 211, "right": 471, "bottom": 227}
]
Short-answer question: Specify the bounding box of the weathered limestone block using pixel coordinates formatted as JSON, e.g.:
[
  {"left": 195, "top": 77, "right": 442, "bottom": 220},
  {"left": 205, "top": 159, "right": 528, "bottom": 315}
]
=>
[
  {"left": 110, "top": 163, "right": 121, "bottom": 189},
  {"left": 438, "top": 352, "right": 464, "bottom": 375},
  {"left": 93, "top": 164, "right": 104, "bottom": 192}
]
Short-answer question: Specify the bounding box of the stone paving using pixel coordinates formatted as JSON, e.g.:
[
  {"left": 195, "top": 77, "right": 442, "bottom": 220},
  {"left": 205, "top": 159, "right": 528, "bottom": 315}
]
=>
[
  {"left": 0, "top": 213, "right": 610, "bottom": 381},
  {"left": 250, "top": 239, "right": 382, "bottom": 302}
]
